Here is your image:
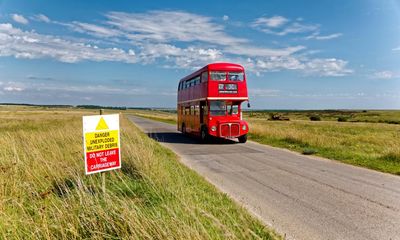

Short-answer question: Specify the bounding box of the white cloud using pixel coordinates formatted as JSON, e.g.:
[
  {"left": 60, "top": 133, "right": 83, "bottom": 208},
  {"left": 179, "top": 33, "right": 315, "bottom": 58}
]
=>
[
  {"left": 273, "top": 22, "right": 319, "bottom": 36},
  {"left": 305, "top": 32, "right": 342, "bottom": 40},
  {"left": 105, "top": 11, "right": 247, "bottom": 45},
  {"left": 252, "top": 16, "right": 325, "bottom": 37},
  {"left": 232, "top": 55, "right": 352, "bottom": 77},
  {"left": 225, "top": 45, "right": 305, "bottom": 57},
  {"left": 3, "top": 82, "right": 24, "bottom": 92},
  {"left": 223, "top": 15, "right": 229, "bottom": 21},
  {"left": 393, "top": 46, "right": 400, "bottom": 51},
  {"left": 304, "top": 58, "right": 353, "bottom": 76},
  {"left": 0, "top": 11, "right": 353, "bottom": 78},
  {"left": 0, "top": 23, "right": 137, "bottom": 63},
  {"left": 4, "top": 86, "right": 23, "bottom": 92},
  {"left": 33, "top": 14, "right": 50, "bottom": 23},
  {"left": 252, "top": 16, "right": 288, "bottom": 28},
  {"left": 139, "top": 43, "right": 223, "bottom": 69},
  {"left": 372, "top": 71, "right": 394, "bottom": 79},
  {"left": 254, "top": 56, "right": 304, "bottom": 71},
  {"left": 70, "top": 21, "right": 122, "bottom": 37},
  {"left": 11, "top": 14, "right": 29, "bottom": 25}
]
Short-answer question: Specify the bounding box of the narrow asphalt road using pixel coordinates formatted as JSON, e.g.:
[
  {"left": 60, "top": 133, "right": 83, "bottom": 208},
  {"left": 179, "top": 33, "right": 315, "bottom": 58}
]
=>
[{"left": 128, "top": 115, "right": 400, "bottom": 240}]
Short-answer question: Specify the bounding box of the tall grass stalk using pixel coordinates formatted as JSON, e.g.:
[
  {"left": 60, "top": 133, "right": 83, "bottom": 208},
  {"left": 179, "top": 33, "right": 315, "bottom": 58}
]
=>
[{"left": 0, "top": 107, "right": 278, "bottom": 239}]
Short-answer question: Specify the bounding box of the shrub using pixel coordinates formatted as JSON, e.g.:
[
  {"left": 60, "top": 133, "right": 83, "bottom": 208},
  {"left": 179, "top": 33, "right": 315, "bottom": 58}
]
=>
[
  {"left": 309, "top": 115, "right": 321, "bottom": 121},
  {"left": 302, "top": 148, "right": 318, "bottom": 155},
  {"left": 269, "top": 113, "right": 290, "bottom": 121},
  {"left": 337, "top": 116, "right": 349, "bottom": 122}
]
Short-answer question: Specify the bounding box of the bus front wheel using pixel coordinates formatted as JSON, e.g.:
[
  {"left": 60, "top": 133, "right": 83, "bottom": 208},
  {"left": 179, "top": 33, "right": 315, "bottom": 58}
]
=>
[{"left": 238, "top": 134, "right": 247, "bottom": 143}]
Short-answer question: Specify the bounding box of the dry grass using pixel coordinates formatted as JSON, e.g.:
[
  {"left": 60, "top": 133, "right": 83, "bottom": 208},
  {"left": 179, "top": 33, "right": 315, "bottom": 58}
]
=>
[
  {"left": 129, "top": 109, "right": 177, "bottom": 125},
  {"left": 249, "top": 119, "right": 400, "bottom": 174},
  {"left": 0, "top": 106, "right": 278, "bottom": 239}
]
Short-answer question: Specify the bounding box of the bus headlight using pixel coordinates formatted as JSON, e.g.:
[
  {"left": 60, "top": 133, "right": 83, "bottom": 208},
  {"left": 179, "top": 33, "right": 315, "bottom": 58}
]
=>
[
  {"left": 242, "top": 125, "right": 247, "bottom": 131},
  {"left": 211, "top": 126, "right": 217, "bottom": 131}
]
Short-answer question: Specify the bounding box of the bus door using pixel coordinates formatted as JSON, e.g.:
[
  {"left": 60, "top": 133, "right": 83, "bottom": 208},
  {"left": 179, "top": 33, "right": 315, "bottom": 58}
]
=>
[{"left": 200, "top": 101, "right": 207, "bottom": 125}]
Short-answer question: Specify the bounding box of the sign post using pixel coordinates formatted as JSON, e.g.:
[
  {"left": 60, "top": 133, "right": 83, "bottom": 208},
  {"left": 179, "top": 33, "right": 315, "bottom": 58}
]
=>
[{"left": 83, "top": 111, "right": 121, "bottom": 195}]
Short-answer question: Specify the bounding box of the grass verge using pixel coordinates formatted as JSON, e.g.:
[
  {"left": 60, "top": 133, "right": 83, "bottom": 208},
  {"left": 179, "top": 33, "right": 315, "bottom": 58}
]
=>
[
  {"left": 249, "top": 119, "right": 400, "bottom": 175},
  {"left": 0, "top": 107, "right": 279, "bottom": 239}
]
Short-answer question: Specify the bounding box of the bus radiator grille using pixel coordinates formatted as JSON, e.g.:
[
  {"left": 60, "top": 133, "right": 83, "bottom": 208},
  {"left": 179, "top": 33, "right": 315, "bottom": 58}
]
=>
[
  {"left": 220, "top": 123, "right": 240, "bottom": 138},
  {"left": 231, "top": 124, "right": 240, "bottom": 136}
]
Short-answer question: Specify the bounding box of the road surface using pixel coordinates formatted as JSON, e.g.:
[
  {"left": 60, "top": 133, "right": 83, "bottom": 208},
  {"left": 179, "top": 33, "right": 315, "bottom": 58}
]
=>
[{"left": 128, "top": 115, "right": 400, "bottom": 240}]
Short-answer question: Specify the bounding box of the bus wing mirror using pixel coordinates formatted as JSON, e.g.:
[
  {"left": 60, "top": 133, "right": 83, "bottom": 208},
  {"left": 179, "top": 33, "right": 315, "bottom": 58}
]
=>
[{"left": 247, "top": 102, "right": 251, "bottom": 108}]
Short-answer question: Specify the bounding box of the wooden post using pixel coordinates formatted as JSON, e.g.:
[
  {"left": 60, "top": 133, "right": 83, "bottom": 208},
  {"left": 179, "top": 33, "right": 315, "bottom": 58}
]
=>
[{"left": 100, "top": 109, "right": 105, "bottom": 197}]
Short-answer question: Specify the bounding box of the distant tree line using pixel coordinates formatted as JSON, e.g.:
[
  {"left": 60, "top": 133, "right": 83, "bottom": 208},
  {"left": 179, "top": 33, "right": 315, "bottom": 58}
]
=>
[
  {"left": 0, "top": 103, "right": 73, "bottom": 108},
  {"left": 77, "top": 105, "right": 127, "bottom": 110}
]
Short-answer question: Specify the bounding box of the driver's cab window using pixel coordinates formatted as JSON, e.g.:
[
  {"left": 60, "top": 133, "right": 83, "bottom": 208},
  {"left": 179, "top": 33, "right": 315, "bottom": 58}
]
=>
[{"left": 226, "top": 102, "right": 239, "bottom": 115}]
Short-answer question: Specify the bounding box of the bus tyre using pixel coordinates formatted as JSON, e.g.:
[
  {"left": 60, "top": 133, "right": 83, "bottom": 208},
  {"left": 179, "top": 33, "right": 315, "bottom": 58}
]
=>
[
  {"left": 200, "top": 126, "right": 208, "bottom": 143},
  {"left": 238, "top": 134, "right": 247, "bottom": 143}
]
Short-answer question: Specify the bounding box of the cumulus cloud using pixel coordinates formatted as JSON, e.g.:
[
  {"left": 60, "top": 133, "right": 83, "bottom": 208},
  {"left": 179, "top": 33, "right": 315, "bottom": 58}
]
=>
[
  {"left": 4, "top": 86, "right": 23, "bottom": 92},
  {"left": 0, "top": 10, "right": 353, "bottom": 77},
  {"left": 139, "top": 43, "right": 223, "bottom": 69},
  {"left": 2, "top": 81, "right": 24, "bottom": 92},
  {"left": 11, "top": 14, "right": 29, "bottom": 25},
  {"left": 304, "top": 58, "right": 353, "bottom": 76},
  {"left": 250, "top": 57, "right": 350, "bottom": 77},
  {"left": 0, "top": 23, "right": 137, "bottom": 63},
  {"left": 223, "top": 15, "right": 229, "bottom": 21}
]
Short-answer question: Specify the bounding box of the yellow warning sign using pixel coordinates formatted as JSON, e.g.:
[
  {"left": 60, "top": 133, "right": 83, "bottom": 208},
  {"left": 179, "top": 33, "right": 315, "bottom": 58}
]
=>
[
  {"left": 96, "top": 117, "right": 109, "bottom": 130},
  {"left": 83, "top": 114, "right": 121, "bottom": 175},
  {"left": 85, "top": 130, "right": 119, "bottom": 152}
]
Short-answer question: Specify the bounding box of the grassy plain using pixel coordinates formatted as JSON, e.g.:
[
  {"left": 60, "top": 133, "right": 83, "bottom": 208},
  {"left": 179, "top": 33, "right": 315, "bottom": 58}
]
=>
[
  {"left": 0, "top": 106, "right": 278, "bottom": 239},
  {"left": 131, "top": 109, "right": 400, "bottom": 175}
]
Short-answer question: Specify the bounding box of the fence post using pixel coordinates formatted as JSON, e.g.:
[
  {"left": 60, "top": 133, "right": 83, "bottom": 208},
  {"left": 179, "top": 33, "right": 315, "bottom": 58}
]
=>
[{"left": 100, "top": 109, "right": 105, "bottom": 197}]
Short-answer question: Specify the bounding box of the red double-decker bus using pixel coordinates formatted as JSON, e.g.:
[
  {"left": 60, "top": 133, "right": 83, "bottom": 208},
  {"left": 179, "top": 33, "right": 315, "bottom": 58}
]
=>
[{"left": 177, "top": 62, "right": 249, "bottom": 143}]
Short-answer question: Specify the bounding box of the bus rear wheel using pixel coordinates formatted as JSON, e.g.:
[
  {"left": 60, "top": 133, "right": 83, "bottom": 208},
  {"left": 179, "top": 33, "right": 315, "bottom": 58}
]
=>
[
  {"left": 238, "top": 134, "right": 247, "bottom": 143},
  {"left": 200, "top": 126, "right": 209, "bottom": 143}
]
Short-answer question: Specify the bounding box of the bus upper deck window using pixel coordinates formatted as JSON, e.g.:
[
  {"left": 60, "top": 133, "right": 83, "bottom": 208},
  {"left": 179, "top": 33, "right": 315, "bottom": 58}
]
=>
[
  {"left": 201, "top": 72, "right": 208, "bottom": 82},
  {"left": 228, "top": 72, "right": 244, "bottom": 81},
  {"left": 210, "top": 71, "right": 226, "bottom": 81}
]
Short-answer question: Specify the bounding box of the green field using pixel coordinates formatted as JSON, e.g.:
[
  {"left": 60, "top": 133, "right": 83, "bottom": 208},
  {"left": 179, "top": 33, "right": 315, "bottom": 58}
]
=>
[
  {"left": 246, "top": 110, "right": 400, "bottom": 124},
  {"left": 0, "top": 106, "right": 278, "bottom": 239},
  {"left": 131, "top": 109, "right": 400, "bottom": 175}
]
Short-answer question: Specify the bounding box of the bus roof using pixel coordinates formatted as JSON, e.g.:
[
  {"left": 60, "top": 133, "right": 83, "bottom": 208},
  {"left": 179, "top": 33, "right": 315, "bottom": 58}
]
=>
[{"left": 179, "top": 62, "right": 244, "bottom": 83}]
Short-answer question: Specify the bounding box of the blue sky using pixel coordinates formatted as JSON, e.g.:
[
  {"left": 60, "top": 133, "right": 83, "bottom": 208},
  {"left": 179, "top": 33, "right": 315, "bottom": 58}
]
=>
[{"left": 0, "top": 0, "right": 399, "bottom": 109}]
